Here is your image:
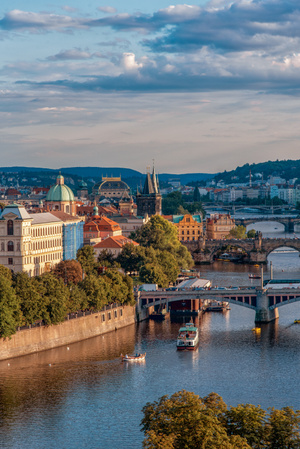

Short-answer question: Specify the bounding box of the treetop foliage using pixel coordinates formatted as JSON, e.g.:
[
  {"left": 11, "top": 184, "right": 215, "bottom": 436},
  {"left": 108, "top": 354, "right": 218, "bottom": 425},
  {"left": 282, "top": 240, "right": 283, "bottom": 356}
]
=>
[{"left": 141, "top": 390, "right": 300, "bottom": 449}]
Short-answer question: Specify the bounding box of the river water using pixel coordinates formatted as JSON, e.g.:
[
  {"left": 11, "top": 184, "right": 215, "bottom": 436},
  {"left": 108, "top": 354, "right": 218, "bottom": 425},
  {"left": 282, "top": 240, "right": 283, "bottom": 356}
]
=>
[{"left": 0, "top": 222, "right": 300, "bottom": 449}]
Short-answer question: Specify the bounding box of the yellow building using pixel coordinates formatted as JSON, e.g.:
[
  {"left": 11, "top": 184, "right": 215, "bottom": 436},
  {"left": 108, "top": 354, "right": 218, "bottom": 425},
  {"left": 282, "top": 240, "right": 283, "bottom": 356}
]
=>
[
  {"left": 206, "top": 214, "right": 235, "bottom": 239},
  {"left": 166, "top": 214, "right": 203, "bottom": 242}
]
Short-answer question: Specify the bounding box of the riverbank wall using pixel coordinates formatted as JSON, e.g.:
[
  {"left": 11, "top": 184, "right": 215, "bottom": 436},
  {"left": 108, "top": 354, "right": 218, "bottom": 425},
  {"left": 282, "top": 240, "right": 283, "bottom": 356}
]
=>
[{"left": 0, "top": 304, "right": 136, "bottom": 361}]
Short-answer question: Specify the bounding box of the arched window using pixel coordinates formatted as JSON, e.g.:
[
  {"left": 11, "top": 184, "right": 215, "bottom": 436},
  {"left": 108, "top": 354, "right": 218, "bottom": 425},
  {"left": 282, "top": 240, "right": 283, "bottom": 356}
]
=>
[
  {"left": 1, "top": 242, "right": 4, "bottom": 251},
  {"left": 7, "top": 241, "right": 14, "bottom": 251},
  {"left": 7, "top": 220, "right": 13, "bottom": 236}
]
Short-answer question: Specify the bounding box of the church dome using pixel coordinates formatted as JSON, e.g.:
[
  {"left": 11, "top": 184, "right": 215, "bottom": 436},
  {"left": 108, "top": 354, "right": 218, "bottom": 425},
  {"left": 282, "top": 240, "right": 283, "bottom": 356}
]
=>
[
  {"left": 46, "top": 174, "right": 75, "bottom": 202},
  {"left": 78, "top": 180, "right": 88, "bottom": 189}
]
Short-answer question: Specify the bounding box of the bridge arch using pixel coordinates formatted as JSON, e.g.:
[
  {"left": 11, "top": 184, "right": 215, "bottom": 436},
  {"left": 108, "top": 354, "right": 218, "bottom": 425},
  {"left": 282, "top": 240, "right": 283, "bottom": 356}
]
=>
[
  {"left": 269, "top": 295, "right": 300, "bottom": 310},
  {"left": 265, "top": 242, "right": 300, "bottom": 259},
  {"left": 209, "top": 243, "right": 251, "bottom": 261}
]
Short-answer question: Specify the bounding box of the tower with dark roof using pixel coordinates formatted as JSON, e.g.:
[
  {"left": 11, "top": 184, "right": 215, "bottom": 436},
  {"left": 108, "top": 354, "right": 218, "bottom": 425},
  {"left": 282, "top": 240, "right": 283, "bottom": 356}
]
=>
[{"left": 136, "top": 166, "right": 162, "bottom": 217}]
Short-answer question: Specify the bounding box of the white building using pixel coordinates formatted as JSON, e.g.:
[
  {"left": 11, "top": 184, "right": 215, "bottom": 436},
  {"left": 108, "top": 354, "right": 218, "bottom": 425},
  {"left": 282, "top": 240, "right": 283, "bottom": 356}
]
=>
[{"left": 0, "top": 203, "right": 63, "bottom": 276}]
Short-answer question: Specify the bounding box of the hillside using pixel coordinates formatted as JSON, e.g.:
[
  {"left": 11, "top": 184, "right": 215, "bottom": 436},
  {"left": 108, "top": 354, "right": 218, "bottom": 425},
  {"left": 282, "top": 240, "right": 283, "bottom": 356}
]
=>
[{"left": 214, "top": 159, "right": 300, "bottom": 184}]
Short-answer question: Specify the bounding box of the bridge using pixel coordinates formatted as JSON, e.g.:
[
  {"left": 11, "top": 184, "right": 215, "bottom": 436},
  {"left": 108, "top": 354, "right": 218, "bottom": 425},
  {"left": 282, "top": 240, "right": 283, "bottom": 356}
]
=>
[
  {"left": 234, "top": 216, "right": 300, "bottom": 233},
  {"left": 184, "top": 234, "right": 300, "bottom": 264},
  {"left": 136, "top": 287, "right": 300, "bottom": 324},
  {"left": 203, "top": 204, "right": 297, "bottom": 215}
]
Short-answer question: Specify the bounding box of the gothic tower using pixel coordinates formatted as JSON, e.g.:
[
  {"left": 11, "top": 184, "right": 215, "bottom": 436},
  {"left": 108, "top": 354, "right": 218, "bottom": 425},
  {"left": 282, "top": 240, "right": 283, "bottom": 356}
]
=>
[{"left": 136, "top": 166, "right": 162, "bottom": 217}]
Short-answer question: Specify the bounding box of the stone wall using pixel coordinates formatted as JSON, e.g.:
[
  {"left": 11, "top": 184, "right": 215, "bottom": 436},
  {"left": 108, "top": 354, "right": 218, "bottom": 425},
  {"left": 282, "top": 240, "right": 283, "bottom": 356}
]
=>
[{"left": 0, "top": 305, "right": 136, "bottom": 361}]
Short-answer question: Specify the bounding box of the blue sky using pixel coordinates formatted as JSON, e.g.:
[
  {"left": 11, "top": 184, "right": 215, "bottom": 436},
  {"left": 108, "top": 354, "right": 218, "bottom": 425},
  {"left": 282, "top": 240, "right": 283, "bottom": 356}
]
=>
[{"left": 1, "top": 0, "right": 300, "bottom": 174}]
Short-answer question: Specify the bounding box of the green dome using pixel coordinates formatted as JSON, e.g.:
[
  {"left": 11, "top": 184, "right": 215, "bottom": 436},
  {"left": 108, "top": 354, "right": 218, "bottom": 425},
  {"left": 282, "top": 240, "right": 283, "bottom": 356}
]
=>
[
  {"left": 46, "top": 184, "right": 75, "bottom": 202},
  {"left": 79, "top": 180, "right": 88, "bottom": 188}
]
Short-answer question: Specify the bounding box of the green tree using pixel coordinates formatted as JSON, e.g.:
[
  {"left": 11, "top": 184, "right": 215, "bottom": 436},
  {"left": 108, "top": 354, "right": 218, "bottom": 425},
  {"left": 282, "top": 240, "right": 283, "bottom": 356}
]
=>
[
  {"left": 67, "top": 283, "right": 88, "bottom": 313},
  {"left": 0, "top": 275, "right": 21, "bottom": 338},
  {"left": 77, "top": 245, "right": 96, "bottom": 276},
  {"left": 247, "top": 229, "right": 256, "bottom": 238},
  {"left": 139, "top": 263, "right": 168, "bottom": 287},
  {"left": 0, "top": 264, "right": 13, "bottom": 283},
  {"left": 227, "top": 225, "right": 247, "bottom": 239},
  {"left": 13, "top": 272, "right": 44, "bottom": 325},
  {"left": 52, "top": 259, "right": 83, "bottom": 285},
  {"left": 267, "top": 407, "right": 300, "bottom": 449},
  {"left": 37, "top": 273, "right": 68, "bottom": 325},
  {"left": 80, "top": 274, "right": 109, "bottom": 310},
  {"left": 225, "top": 403, "right": 267, "bottom": 448},
  {"left": 193, "top": 186, "right": 201, "bottom": 203},
  {"left": 141, "top": 390, "right": 251, "bottom": 449},
  {"left": 116, "top": 244, "right": 146, "bottom": 274},
  {"left": 97, "top": 249, "right": 116, "bottom": 267}
]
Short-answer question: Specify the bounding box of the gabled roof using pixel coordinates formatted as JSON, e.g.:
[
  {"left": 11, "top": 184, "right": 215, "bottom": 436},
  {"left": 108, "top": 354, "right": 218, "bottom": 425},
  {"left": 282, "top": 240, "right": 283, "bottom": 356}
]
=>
[
  {"left": 0, "top": 203, "right": 32, "bottom": 220},
  {"left": 94, "top": 235, "right": 139, "bottom": 249}
]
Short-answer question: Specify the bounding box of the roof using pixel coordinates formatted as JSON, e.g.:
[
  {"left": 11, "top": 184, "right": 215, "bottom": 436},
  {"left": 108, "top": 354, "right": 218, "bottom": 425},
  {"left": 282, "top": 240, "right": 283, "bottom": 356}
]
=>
[
  {"left": 46, "top": 184, "right": 75, "bottom": 202},
  {"left": 49, "top": 211, "right": 83, "bottom": 223},
  {"left": 177, "top": 278, "right": 211, "bottom": 289},
  {"left": 0, "top": 203, "right": 32, "bottom": 220},
  {"left": 94, "top": 235, "right": 139, "bottom": 249},
  {"left": 172, "top": 214, "right": 202, "bottom": 224},
  {"left": 31, "top": 212, "right": 63, "bottom": 225}
]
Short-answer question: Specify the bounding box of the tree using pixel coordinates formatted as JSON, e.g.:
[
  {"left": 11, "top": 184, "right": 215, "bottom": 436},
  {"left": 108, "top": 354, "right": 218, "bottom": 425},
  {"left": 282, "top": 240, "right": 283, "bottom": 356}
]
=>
[
  {"left": 76, "top": 245, "right": 96, "bottom": 276},
  {"left": 52, "top": 259, "right": 83, "bottom": 285},
  {"left": 225, "top": 403, "right": 267, "bottom": 448},
  {"left": 141, "top": 390, "right": 251, "bottom": 449},
  {"left": 13, "top": 272, "right": 44, "bottom": 325},
  {"left": 80, "top": 274, "right": 109, "bottom": 310},
  {"left": 0, "top": 264, "right": 12, "bottom": 283},
  {"left": 0, "top": 275, "right": 21, "bottom": 338},
  {"left": 37, "top": 273, "right": 69, "bottom": 325},
  {"left": 97, "top": 249, "right": 116, "bottom": 267},
  {"left": 116, "top": 244, "right": 146, "bottom": 274},
  {"left": 193, "top": 186, "right": 201, "bottom": 203},
  {"left": 247, "top": 229, "right": 256, "bottom": 239},
  {"left": 267, "top": 407, "right": 300, "bottom": 449},
  {"left": 139, "top": 263, "right": 168, "bottom": 287},
  {"left": 67, "top": 283, "right": 88, "bottom": 313},
  {"left": 227, "top": 225, "right": 247, "bottom": 239}
]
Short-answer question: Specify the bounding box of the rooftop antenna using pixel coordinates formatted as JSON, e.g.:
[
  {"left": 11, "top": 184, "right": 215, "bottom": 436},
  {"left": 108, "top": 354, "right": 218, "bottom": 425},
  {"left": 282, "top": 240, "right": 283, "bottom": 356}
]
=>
[{"left": 249, "top": 168, "right": 252, "bottom": 187}]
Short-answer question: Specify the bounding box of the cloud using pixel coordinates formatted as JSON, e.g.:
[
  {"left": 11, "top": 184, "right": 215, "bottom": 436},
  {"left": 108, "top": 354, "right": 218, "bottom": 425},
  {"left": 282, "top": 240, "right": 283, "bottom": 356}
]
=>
[
  {"left": 47, "top": 48, "right": 102, "bottom": 61},
  {"left": 0, "top": 9, "right": 85, "bottom": 32},
  {"left": 97, "top": 6, "right": 117, "bottom": 14},
  {"left": 37, "top": 106, "right": 86, "bottom": 112}
]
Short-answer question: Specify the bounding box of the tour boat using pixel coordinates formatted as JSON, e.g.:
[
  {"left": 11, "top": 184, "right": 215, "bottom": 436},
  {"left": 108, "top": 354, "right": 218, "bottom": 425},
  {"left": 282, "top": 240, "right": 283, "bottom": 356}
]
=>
[
  {"left": 176, "top": 323, "right": 199, "bottom": 350},
  {"left": 294, "top": 319, "right": 300, "bottom": 324},
  {"left": 121, "top": 352, "right": 146, "bottom": 362}
]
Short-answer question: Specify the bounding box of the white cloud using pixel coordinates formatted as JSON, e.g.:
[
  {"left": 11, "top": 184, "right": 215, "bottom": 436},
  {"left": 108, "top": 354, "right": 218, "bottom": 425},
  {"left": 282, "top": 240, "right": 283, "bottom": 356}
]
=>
[{"left": 98, "top": 6, "right": 117, "bottom": 14}]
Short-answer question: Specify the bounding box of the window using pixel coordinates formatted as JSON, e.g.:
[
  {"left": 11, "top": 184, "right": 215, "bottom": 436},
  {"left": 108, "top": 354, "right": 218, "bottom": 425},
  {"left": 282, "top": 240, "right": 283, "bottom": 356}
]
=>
[
  {"left": 114, "top": 310, "right": 117, "bottom": 318},
  {"left": 1, "top": 242, "right": 4, "bottom": 251},
  {"left": 120, "top": 309, "right": 123, "bottom": 317},
  {"left": 102, "top": 314, "right": 105, "bottom": 322},
  {"left": 7, "top": 220, "right": 13, "bottom": 236},
  {"left": 8, "top": 258, "right": 13, "bottom": 265},
  {"left": 7, "top": 241, "right": 14, "bottom": 251},
  {"left": 108, "top": 312, "right": 111, "bottom": 320}
]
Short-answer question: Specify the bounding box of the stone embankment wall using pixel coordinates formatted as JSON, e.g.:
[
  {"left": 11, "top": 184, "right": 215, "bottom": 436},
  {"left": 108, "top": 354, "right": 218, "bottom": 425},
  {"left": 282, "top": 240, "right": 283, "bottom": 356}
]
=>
[{"left": 0, "top": 304, "right": 136, "bottom": 361}]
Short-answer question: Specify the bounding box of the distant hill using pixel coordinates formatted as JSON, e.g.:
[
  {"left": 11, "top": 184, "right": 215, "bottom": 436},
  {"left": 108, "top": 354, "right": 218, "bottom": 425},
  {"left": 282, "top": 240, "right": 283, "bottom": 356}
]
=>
[
  {"left": 214, "top": 159, "right": 300, "bottom": 184},
  {"left": 0, "top": 166, "right": 215, "bottom": 188}
]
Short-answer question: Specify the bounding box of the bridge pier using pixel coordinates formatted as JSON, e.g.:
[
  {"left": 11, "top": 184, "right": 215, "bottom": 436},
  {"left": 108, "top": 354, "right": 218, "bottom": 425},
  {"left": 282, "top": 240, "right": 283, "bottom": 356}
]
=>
[{"left": 255, "top": 289, "right": 279, "bottom": 323}]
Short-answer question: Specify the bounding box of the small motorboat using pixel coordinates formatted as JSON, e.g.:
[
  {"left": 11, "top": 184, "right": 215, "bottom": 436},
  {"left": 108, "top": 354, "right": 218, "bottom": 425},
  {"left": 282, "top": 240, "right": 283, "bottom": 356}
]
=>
[
  {"left": 294, "top": 320, "right": 300, "bottom": 324},
  {"left": 249, "top": 274, "right": 261, "bottom": 279},
  {"left": 121, "top": 352, "right": 146, "bottom": 362}
]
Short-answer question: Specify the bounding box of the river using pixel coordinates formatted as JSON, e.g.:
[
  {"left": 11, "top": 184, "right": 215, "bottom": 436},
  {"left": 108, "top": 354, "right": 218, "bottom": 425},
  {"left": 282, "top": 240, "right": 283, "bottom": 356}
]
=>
[{"left": 0, "top": 223, "right": 300, "bottom": 449}]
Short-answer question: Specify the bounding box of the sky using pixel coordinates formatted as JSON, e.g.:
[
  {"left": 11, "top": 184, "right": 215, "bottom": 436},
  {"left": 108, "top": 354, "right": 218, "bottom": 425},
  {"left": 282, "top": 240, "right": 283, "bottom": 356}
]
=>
[{"left": 1, "top": 0, "right": 300, "bottom": 174}]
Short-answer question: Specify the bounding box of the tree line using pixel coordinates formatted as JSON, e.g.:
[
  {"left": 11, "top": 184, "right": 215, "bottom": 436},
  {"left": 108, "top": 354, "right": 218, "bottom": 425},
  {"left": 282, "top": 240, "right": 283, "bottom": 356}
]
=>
[
  {"left": 0, "top": 255, "right": 134, "bottom": 339},
  {"left": 141, "top": 390, "right": 300, "bottom": 449}
]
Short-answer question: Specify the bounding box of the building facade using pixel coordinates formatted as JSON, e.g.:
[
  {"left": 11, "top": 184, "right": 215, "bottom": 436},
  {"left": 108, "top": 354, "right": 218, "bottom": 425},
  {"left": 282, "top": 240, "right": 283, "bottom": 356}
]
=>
[
  {"left": 206, "top": 214, "right": 235, "bottom": 239},
  {"left": 0, "top": 204, "right": 63, "bottom": 276}
]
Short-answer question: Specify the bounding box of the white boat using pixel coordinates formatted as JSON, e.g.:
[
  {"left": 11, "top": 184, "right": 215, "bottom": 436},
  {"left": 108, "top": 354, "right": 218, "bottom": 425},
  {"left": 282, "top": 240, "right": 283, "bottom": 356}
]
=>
[
  {"left": 176, "top": 323, "right": 199, "bottom": 350},
  {"left": 121, "top": 352, "right": 146, "bottom": 362}
]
